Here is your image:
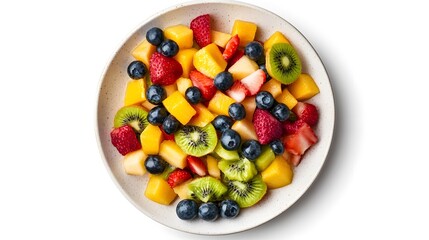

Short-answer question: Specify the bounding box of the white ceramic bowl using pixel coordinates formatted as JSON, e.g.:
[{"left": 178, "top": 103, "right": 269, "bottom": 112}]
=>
[{"left": 96, "top": 0, "right": 335, "bottom": 235}]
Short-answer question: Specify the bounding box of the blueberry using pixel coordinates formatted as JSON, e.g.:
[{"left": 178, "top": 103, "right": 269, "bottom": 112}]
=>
[
  {"left": 259, "top": 64, "right": 271, "bottom": 81},
  {"left": 228, "top": 103, "right": 246, "bottom": 120},
  {"left": 144, "top": 155, "right": 166, "bottom": 174},
  {"left": 214, "top": 71, "right": 234, "bottom": 91},
  {"left": 270, "top": 139, "right": 284, "bottom": 155},
  {"left": 212, "top": 115, "right": 233, "bottom": 132},
  {"left": 255, "top": 91, "right": 275, "bottom": 110},
  {"left": 271, "top": 103, "right": 290, "bottom": 121},
  {"left": 185, "top": 86, "right": 202, "bottom": 104},
  {"left": 245, "top": 41, "right": 264, "bottom": 62},
  {"left": 146, "top": 85, "right": 166, "bottom": 105},
  {"left": 157, "top": 39, "right": 179, "bottom": 57},
  {"left": 198, "top": 202, "right": 219, "bottom": 221},
  {"left": 162, "top": 115, "right": 181, "bottom": 134},
  {"left": 146, "top": 27, "right": 164, "bottom": 46},
  {"left": 241, "top": 140, "right": 262, "bottom": 160},
  {"left": 147, "top": 106, "right": 168, "bottom": 126},
  {"left": 220, "top": 129, "right": 241, "bottom": 150},
  {"left": 219, "top": 200, "right": 240, "bottom": 219},
  {"left": 127, "top": 60, "right": 147, "bottom": 79},
  {"left": 176, "top": 199, "right": 198, "bottom": 220}
]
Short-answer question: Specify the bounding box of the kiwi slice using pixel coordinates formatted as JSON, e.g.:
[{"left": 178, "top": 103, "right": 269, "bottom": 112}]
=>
[
  {"left": 218, "top": 155, "right": 257, "bottom": 182},
  {"left": 188, "top": 176, "right": 228, "bottom": 202},
  {"left": 266, "top": 43, "right": 302, "bottom": 85},
  {"left": 213, "top": 142, "right": 240, "bottom": 161},
  {"left": 227, "top": 175, "right": 267, "bottom": 208},
  {"left": 254, "top": 146, "right": 275, "bottom": 171},
  {"left": 175, "top": 123, "right": 218, "bottom": 157},
  {"left": 114, "top": 105, "right": 148, "bottom": 133}
]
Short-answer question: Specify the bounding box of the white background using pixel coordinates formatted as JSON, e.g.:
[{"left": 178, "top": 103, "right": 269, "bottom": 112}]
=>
[{"left": 1, "top": 0, "right": 428, "bottom": 239}]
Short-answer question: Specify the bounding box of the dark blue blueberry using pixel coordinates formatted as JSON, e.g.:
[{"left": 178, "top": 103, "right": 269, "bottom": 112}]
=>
[
  {"left": 271, "top": 103, "right": 290, "bottom": 122},
  {"left": 269, "top": 139, "right": 284, "bottom": 155},
  {"left": 146, "top": 27, "right": 164, "bottom": 46},
  {"left": 255, "top": 91, "right": 275, "bottom": 110},
  {"left": 176, "top": 199, "right": 198, "bottom": 220},
  {"left": 228, "top": 103, "right": 246, "bottom": 120},
  {"left": 241, "top": 140, "right": 262, "bottom": 160},
  {"left": 245, "top": 41, "right": 264, "bottom": 62},
  {"left": 147, "top": 106, "right": 168, "bottom": 126},
  {"left": 212, "top": 115, "right": 233, "bottom": 132},
  {"left": 162, "top": 115, "right": 181, "bottom": 134},
  {"left": 144, "top": 155, "right": 166, "bottom": 174},
  {"left": 219, "top": 200, "right": 240, "bottom": 219},
  {"left": 127, "top": 60, "right": 147, "bottom": 79},
  {"left": 185, "top": 86, "right": 202, "bottom": 104},
  {"left": 198, "top": 202, "right": 219, "bottom": 221},
  {"left": 220, "top": 129, "right": 241, "bottom": 151},
  {"left": 214, "top": 71, "right": 234, "bottom": 91},
  {"left": 259, "top": 64, "right": 271, "bottom": 81},
  {"left": 146, "top": 85, "right": 166, "bottom": 105},
  {"left": 157, "top": 39, "right": 179, "bottom": 57}
]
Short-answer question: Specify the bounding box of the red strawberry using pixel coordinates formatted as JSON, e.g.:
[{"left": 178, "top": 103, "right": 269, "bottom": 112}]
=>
[
  {"left": 186, "top": 156, "right": 207, "bottom": 176},
  {"left": 226, "top": 80, "right": 250, "bottom": 102},
  {"left": 223, "top": 34, "right": 240, "bottom": 61},
  {"left": 293, "top": 102, "right": 319, "bottom": 126},
  {"left": 227, "top": 49, "right": 244, "bottom": 69},
  {"left": 190, "top": 14, "right": 211, "bottom": 48},
  {"left": 252, "top": 109, "right": 283, "bottom": 144},
  {"left": 189, "top": 70, "right": 216, "bottom": 101},
  {"left": 283, "top": 122, "right": 318, "bottom": 155},
  {"left": 110, "top": 125, "right": 141, "bottom": 156},
  {"left": 240, "top": 69, "right": 266, "bottom": 95},
  {"left": 290, "top": 154, "right": 302, "bottom": 167},
  {"left": 149, "top": 52, "right": 183, "bottom": 86},
  {"left": 167, "top": 169, "right": 192, "bottom": 188},
  {"left": 283, "top": 119, "right": 306, "bottom": 135},
  {"left": 160, "top": 126, "right": 175, "bottom": 141}
]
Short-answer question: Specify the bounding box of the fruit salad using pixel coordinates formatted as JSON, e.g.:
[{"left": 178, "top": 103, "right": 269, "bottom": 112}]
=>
[{"left": 110, "top": 14, "right": 320, "bottom": 221}]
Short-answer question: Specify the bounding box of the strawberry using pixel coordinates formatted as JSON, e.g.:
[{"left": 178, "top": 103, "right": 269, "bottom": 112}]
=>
[
  {"left": 226, "top": 80, "right": 250, "bottom": 102},
  {"left": 223, "top": 34, "right": 240, "bottom": 61},
  {"left": 189, "top": 70, "right": 216, "bottom": 101},
  {"left": 110, "top": 125, "right": 141, "bottom": 156},
  {"left": 226, "top": 49, "right": 244, "bottom": 69},
  {"left": 190, "top": 14, "right": 211, "bottom": 48},
  {"left": 293, "top": 102, "right": 319, "bottom": 126},
  {"left": 186, "top": 156, "right": 207, "bottom": 176},
  {"left": 283, "top": 119, "right": 306, "bottom": 135},
  {"left": 290, "top": 154, "right": 302, "bottom": 167},
  {"left": 240, "top": 69, "right": 266, "bottom": 95},
  {"left": 160, "top": 126, "right": 175, "bottom": 141},
  {"left": 252, "top": 108, "right": 283, "bottom": 144},
  {"left": 283, "top": 122, "right": 318, "bottom": 155},
  {"left": 149, "top": 52, "right": 183, "bottom": 86},
  {"left": 167, "top": 169, "right": 192, "bottom": 188}
]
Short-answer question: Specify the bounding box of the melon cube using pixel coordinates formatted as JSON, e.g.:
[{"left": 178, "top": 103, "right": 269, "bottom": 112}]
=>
[
  {"left": 188, "top": 103, "right": 215, "bottom": 127},
  {"left": 164, "top": 24, "right": 194, "bottom": 49},
  {"left": 231, "top": 20, "right": 257, "bottom": 47},
  {"left": 145, "top": 175, "right": 177, "bottom": 205},
  {"left": 211, "top": 30, "right": 232, "bottom": 48},
  {"left": 260, "top": 79, "right": 282, "bottom": 98},
  {"left": 124, "top": 79, "right": 146, "bottom": 106},
  {"left": 231, "top": 119, "right": 258, "bottom": 141},
  {"left": 264, "top": 31, "right": 290, "bottom": 52},
  {"left": 176, "top": 77, "right": 193, "bottom": 95},
  {"left": 261, "top": 156, "right": 293, "bottom": 189},
  {"left": 141, "top": 100, "right": 157, "bottom": 111},
  {"left": 206, "top": 155, "right": 221, "bottom": 179},
  {"left": 241, "top": 96, "right": 256, "bottom": 122},
  {"left": 207, "top": 91, "right": 235, "bottom": 116},
  {"left": 123, "top": 149, "right": 147, "bottom": 176},
  {"left": 159, "top": 140, "right": 187, "bottom": 169},
  {"left": 162, "top": 91, "right": 196, "bottom": 125},
  {"left": 140, "top": 124, "right": 163, "bottom": 155},
  {"left": 276, "top": 88, "right": 298, "bottom": 110},
  {"left": 193, "top": 43, "right": 227, "bottom": 78},
  {"left": 173, "top": 180, "right": 192, "bottom": 199},
  {"left": 164, "top": 84, "right": 178, "bottom": 97},
  {"left": 228, "top": 56, "right": 259, "bottom": 80},
  {"left": 132, "top": 39, "right": 156, "bottom": 67},
  {"left": 288, "top": 73, "right": 320, "bottom": 100},
  {"left": 174, "top": 48, "right": 198, "bottom": 78}
]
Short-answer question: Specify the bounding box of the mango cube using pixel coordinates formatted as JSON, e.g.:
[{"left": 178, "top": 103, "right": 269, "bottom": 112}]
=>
[
  {"left": 141, "top": 100, "right": 156, "bottom": 111},
  {"left": 288, "top": 73, "right": 320, "bottom": 100},
  {"left": 193, "top": 43, "right": 227, "bottom": 78},
  {"left": 231, "top": 20, "right": 257, "bottom": 47},
  {"left": 163, "top": 24, "right": 194, "bottom": 49},
  {"left": 176, "top": 77, "right": 193, "bottom": 95},
  {"left": 276, "top": 88, "right": 298, "bottom": 110},
  {"left": 164, "top": 84, "right": 178, "bottom": 97},
  {"left": 174, "top": 48, "right": 198, "bottom": 78},
  {"left": 260, "top": 79, "right": 282, "bottom": 98},
  {"left": 145, "top": 175, "right": 177, "bottom": 205},
  {"left": 188, "top": 103, "right": 215, "bottom": 127},
  {"left": 228, "top": 56, "right": 259, "bottom": 80},
  {"left": 211, "top": 30, "right": 232, "bottom": 48},
  {"left": 132, "top": 39, "right": 156, "bottom": 67},
  {"left": 162, "top": 91, "right": 196, "bottom": 125},
  {"left": 231, "top": 119, "right": 258, "bottom": 141},
  {"left": 264, "top": 31, "right": 290, "bottom": 52},
  {"left": 140, "top": 125, "right": 163, "bottom": 155},
  {"left": 207, "top": 91, "right": 235, "bottom": 116},
  {"left": 159, "top": 140, "right": 187, "bottom": 169},
  {"left": 124, "top": 79, "right": 146, "bottom": 106},
  {"left": 123, "top": 149, "right": 147, "bottom": 176},
  {"left": 261, "top": 156, "right": 293, "bottom": 189},
  {"left": 206, "top": 155, "right": 221, "bottom": 179}
]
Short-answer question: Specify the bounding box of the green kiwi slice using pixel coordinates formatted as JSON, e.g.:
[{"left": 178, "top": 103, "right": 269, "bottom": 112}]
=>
[
  {"left": 227, "top": 175, "right": 267, "bottom": 208},
  {"left": 113, "top": 105, "right": 148, "bottom": 133},
  {"left": 213, "top": 142, "right": 240, "bottom": 161},
  {"left": 254, "top": 146, "right": 275, "bottom": 171},
  {"left": 174, "top": 123, "right": 218, "bottom": 157},
  {"left": 188, "top": 176, "right": 228, "bottom": 202},
  {"left": 266, "top": 43, "right": 302, "bottom": 84},
  {"left": 218, "top": 155, "right": 257, "bottom": 182}
]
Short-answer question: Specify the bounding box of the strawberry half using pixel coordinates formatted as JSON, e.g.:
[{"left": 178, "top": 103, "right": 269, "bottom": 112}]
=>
[
  {"left": 189, "top": 70, "right": 216, "bottom": 101},
  {"left": 252, "top": 108, "right": 283, "bottom": 144},
  {"left": 186, "top": 156, "right": 207, "bottom": 176},
  {"left": 110, "top": 125, "right": 142, "bottom": 156},
  {"left": 226, "top": 49, "right": 244, "bottom": 69},
  {"left": 226, "top": 80, "right": 250, "bottom": 102},
  {"left": 223, "top": 34, "right": 240, "bottom": 61},
  {"left": 149, "top": 52, "right": 183, "bottom": 86},
  {"left": 283, "top": 119, "right": 306, "bottom": 135},
  {"left": 283, "top": 122, "right": 318, "bottom": 155},
  {"left": 240, "top": 69, "right": 266, "bottom": 95},
  {"left": 293, "top": 102, "right": 319, "bottom": 126},
  {"left": 190, "top": 14, "right": 211, "bottom": 48},
  {"left": 167, "top": 169, "right": 192, "bottom": 188}
]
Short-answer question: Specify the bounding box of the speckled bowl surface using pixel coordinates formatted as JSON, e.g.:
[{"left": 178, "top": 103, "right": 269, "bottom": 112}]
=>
[{"left": 96, "top": 0, "right": 335, "bottom": 235}]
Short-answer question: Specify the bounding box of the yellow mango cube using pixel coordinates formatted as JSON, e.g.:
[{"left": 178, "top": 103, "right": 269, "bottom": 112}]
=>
[
  {"left": 206, "top": 155, "right": 221, "bottom": 179},
  {"left": 193, "top": 43, "right": 227, "bottom": 78},
  {"left": 123, "top": 149, "right": 147, "bottom": 176},
  {"left": 174, "top": 48, "right": 198, "bottom": 78},
  {"left": 228, "top": 56, "right": 259, "bottom": 80},
  {"left": 231, "top": 119, "right": 258, "bottom": 141},
  {"left": 162, "top": 91, "right": 196, "bottom": 125},
  {"left": 159, "top": 140, "right": 187, "bottom": 169},
  {"left": 132, "top": 39, "right": 156, "bottom": 67},
  {"left": 140, "top": 125, "right": 163, "bottom": 155},
  {"left": 211, "top": 30, "right": 232, "bottom": 48},
  {"left": 276, "top": 88, "right": 298, "bottom": 110},
  {"left": 188, "top": 103, "right": 215, "bottom": 127},
  {"left": 207, "top": 91, "right": 235, "bottom": 116},
  {"left": 231, "top": 20, "right": 257, "bottom": 47},
  {"left": 164, "top": 24, "right": 194, "bottom": 49},
  {"left": 145, "top": 175, "right": 177, "bottom": 205},
  {"left": 260, "top": 79, "right": 282, "bottom": 98},
  {"left": 164, "top": 84, "right": 178, "bottom": 97},
  {"left": 264, "top": 31, "right": 290, "bottom": 52},
  {"left": 261, "top": 156, "right": 293, "bottom": 189},
  {"left": 288, "top": 73, "right": 320, "bottom": 100},
  {"left": 176, "top": 77, "right": 193, "bottom": 95},
  {"left": 124, "top": 79, "right": 146, "bottom": 106}
]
